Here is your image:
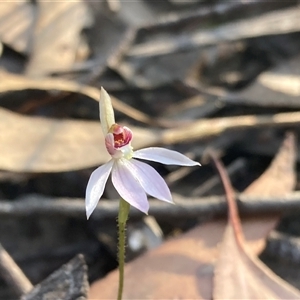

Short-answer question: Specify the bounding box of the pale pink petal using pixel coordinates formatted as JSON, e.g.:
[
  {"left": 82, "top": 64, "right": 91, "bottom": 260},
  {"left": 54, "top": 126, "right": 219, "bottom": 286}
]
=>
[
  {"left": 122, "top": 126, "right": 133, "bottom": 145},
  {"left": 112, "top": 159, "right": 149, "bottom": 214},
  {"left": 128, "top": 159, "right": 173, "bottom": 203},
  {"left": 133, "top": 147, "right": 200, "bottom": 166},
  {"left": 105, "top": 133, "right": 115, "bottom": 155},
  {"left": 85, "top": 160, "right": 113, "bottom": 219}
]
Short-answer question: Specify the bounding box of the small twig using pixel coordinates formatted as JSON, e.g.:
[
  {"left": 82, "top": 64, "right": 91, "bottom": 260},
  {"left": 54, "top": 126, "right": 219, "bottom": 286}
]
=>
[
  {"left": 0, "top": 244, "right": 33, "bottom": 297},
  {"left": 1, "top": 193, "right": 300, "bottom": 220},
  {"left": 161, "top": 111, "right": 300, "bottom": 144}
]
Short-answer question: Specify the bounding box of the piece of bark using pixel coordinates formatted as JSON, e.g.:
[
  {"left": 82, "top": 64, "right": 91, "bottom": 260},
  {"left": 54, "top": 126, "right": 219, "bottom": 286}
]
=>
[{"left": 22, "top": 254, "right": 88, "bottom": 300}]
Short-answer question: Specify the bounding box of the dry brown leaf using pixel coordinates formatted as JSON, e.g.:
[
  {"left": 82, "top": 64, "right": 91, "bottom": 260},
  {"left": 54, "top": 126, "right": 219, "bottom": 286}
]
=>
[
  {"left": 0, "top": 1, "right": 34, "bottom": 54},
  {"left": 214, "top": 225, "right": 300, "bottom": 299},
  {"left": 244, "top": 132, "right": 296, "bottom": 196},
  {"left": 212, "top": 151, "right": 300, "bottom": 299},
  {"left": 0, "top": 108, "right": 157, "bottom": 172},
  {"left": 26, "top": 1, "right": 92, "bottom": 76},
  {"left": 89, "top": 217, "right": 277, "bottom": 300},
  {"left": 242, "top": 132, "right": 296, "bottom": 252}
]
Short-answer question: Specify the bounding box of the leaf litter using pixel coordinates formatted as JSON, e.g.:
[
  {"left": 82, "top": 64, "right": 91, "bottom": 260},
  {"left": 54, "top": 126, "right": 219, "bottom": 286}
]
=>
[
  {"left": 89, "top": 133, "right": 298, "bottom": 298},
  {"left": 1, "top": 1, "right": 300, "bottom": 299},
  {"left": 1, "top": 69, "right": 300, "bottom": 173},
  {"left": 25, "top": 0, "right": 92, "bottom": 76},
  {"left": 0, "top": 1, "right": 35, "bottom": 54}
]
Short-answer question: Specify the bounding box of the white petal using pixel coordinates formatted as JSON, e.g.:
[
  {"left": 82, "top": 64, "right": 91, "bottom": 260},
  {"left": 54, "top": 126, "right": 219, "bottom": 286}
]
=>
[
  {"left": 128, "top": 159, "right": 173, "bottom": 203},
  {"left": 133, "top": 147, "right": 200, "bottom": 166},
  {"left": 112, "top": 159, "right": 149, "bottom": 214},
  {"left": 85, "top": 160, "right": 113, "bottom": 219},
  {"left": 100, "top": 87, "right": 115, "bottom": 134}
]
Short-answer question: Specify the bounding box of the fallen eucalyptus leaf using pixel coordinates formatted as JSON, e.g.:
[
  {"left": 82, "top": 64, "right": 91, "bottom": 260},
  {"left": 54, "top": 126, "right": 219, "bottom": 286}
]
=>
[
  {"left": 26, "top": 0, "right": 92, "bottom": 76},
  {"left": 0, "top": 1, "right": 34, "bottom": 54},
  {"left": 89, "top": 217, "right": 277, "bottom": 299},
  {"left": 212, "top": 150, "right": 300, "bottom": 299},
  {"left": 0, "top": 108, "right": 157, "bottom": 172},
  {"left": 244, "top": 132, "right": 296, "bottom": 197}
]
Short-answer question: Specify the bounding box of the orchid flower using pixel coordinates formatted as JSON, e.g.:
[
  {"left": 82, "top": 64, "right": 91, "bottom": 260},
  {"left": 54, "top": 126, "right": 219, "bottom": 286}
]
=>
[{"left": 85, "top": 87, "right": 200, "bottom": 219}]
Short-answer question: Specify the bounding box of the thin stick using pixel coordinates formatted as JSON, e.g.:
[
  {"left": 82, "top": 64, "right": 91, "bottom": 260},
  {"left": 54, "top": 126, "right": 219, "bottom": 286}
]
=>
[
  {"left": 0, "top": 244, "right": 33, "bottom": 297},
  {"left": 162, "top": 111, "right": 300, "bottom": 144},
  {"left": 1, "top": 192, "right": 300, "bottom": 219}
]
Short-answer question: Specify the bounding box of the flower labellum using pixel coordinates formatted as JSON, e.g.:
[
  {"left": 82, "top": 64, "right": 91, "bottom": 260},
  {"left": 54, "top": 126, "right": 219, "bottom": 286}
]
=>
[{"left": 85, "top": 87, "right": 200, "bottom": 219}]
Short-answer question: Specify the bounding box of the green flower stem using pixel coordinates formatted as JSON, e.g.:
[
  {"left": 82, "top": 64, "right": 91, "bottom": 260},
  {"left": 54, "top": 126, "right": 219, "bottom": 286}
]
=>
[{"left": 117, "top": 198, "right": 130, "bottom": 300}]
